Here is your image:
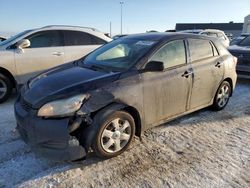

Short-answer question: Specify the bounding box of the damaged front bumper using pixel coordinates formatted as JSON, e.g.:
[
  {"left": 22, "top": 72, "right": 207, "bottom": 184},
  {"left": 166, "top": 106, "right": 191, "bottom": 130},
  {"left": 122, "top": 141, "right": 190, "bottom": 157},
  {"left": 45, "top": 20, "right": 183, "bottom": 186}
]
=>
[{"left": 14, "top": 98, "right": 86, "bottom": 161}]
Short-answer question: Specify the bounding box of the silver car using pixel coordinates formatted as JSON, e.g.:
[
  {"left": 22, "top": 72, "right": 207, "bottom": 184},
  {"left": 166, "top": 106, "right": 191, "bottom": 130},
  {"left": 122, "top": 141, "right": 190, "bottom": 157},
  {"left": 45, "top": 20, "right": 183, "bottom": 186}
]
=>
[{"left": 0, "top": 25, "right": 111, "bottom": 103}]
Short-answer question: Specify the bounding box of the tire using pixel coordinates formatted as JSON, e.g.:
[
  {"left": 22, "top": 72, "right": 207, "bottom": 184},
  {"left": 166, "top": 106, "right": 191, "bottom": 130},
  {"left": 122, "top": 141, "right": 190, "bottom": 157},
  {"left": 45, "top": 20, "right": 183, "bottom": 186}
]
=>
[
  {"left": 212, "top": 81, "right": 231, "bottom": 111},
  {"left": 92, "top": 110, "right": 135, "bottom": 159},
  {"left": 0, "top": 73, "right": 13, "bottom": 103}
]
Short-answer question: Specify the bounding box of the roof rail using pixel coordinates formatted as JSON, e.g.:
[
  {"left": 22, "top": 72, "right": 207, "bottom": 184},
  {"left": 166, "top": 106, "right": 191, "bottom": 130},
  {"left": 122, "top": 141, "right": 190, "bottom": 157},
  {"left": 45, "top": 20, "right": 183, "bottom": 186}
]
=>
[{"left": 41, "top": 25, "right": 99, "bottom": 32}]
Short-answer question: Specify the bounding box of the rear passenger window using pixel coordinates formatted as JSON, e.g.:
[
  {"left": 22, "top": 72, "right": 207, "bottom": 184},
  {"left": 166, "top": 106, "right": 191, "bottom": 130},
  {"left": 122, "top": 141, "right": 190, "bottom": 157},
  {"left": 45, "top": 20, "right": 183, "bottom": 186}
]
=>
[
  {"left": 150, "top": 40, "right": 186, "bottom": 69},
  {"left": 188, "top": 39, "right": 214, "bottom": 62},
  {"left": 64, "top": 30, "right": 92, "bottom": 46},
  {"left": 64, "top": 31, "right": 106, "bottom": 46}
]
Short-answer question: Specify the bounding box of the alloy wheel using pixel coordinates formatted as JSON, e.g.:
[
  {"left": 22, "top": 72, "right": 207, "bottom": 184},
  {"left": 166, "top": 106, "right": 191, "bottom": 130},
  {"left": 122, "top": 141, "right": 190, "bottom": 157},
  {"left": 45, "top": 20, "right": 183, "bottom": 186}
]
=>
[
  {"left": 0, "top": 79, "right": 7, "bottom": 99},
  {"left": 101, "top": 118, "right": 132, "bottom": 153},
  {"left": 217, "top": 84, "right": 230, "bottom": 108}
]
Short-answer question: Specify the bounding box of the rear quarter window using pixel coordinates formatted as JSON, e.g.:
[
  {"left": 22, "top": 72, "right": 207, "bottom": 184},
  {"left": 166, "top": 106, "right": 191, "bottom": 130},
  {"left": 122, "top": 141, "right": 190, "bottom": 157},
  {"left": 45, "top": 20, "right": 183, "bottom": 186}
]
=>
[
  {"left": 91, "top": 35, "right": 107, "bottom": 45},
  {"left": 64, "top": 30, "right": 92, "bottom": 46}
]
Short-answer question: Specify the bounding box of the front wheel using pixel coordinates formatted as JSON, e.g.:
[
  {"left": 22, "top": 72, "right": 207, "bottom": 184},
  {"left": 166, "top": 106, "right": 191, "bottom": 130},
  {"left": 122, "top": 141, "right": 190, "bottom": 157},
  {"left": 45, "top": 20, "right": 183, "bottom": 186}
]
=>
[
  {"left": 0, "top": 73, "right": 13, "bottom": 103},
  {"left": 92, "top": 111, "right": 135, "bottom": 158},
  {"left": 212, "top": 81, "right": 231, "bottom": 111}
]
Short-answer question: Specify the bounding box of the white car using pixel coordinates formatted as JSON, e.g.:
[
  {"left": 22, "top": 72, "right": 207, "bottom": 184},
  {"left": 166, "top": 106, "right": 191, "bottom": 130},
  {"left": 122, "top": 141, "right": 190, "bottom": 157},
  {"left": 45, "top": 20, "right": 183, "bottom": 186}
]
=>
[
  {"left": 180, "top": 29, "right": 230, "bottom": 47},
  {"left": 200, "top": 29, "right": 230, "bottom": 47},
  {"left": 0, "top": 25, "right": 112, "bottom": 102}
]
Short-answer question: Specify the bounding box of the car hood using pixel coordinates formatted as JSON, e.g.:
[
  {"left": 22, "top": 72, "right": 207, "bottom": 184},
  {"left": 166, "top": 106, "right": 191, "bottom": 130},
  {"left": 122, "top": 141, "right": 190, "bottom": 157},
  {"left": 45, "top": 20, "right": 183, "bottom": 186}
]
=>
[
  {"left": 228, "top": 45, "right": 250, "bottom": 52},
  {"left": 22, "top": 63, "right": 121, "bottom": 108}
]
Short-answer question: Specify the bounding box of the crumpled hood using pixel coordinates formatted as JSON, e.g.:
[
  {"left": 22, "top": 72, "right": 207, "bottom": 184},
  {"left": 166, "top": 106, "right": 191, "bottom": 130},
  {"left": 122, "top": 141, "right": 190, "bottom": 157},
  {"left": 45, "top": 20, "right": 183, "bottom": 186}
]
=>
[{"left": 22, "top": 63, "right": 121, "bottom": 108}]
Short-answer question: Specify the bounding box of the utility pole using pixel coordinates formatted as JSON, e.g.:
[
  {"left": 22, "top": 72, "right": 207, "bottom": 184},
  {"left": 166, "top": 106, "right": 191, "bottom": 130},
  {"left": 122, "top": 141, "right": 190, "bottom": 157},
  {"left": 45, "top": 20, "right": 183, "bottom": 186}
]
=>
[
  {"left": 120, "top": 1, "right": 124, "bottom": 35},
  {"left": 109, "top": 21, "right": 112, "bottom": 37}
]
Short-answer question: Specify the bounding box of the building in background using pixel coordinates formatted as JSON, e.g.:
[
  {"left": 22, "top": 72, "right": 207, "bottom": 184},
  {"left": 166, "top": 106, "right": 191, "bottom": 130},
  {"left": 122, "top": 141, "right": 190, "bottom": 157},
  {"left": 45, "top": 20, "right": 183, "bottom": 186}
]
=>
[
  {"left": 175, "top": 22, "right": 243, "bottom": 37},
  {"left": 243, "top": 15, "right": 250, "bottom": 33}
]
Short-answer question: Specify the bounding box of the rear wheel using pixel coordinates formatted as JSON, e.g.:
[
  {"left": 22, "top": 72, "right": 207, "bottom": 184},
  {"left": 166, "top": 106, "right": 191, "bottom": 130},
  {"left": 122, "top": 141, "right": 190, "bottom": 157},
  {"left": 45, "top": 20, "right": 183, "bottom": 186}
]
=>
[
  {"left": 92, "top": 111, "right": 135, "bottom": 158},
  {"left": 212, "top": 81, "right": 231, "bottom": 110},
  {"left": 0, "top": 73, "right": 12, "bottom": 103}
]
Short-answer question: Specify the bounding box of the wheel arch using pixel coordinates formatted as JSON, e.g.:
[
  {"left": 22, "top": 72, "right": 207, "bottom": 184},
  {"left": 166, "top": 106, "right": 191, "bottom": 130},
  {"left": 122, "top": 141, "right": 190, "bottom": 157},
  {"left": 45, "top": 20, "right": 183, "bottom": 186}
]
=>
[
  {"left": 0, "top": 67, "right": 16, "bottom": 88},
  {"left": 91, "top": 102, "right": 142, "bottom": 137},
  {"left": 78, "top": 102, "right": 142, "bottom": 152},
  {"left": 223, "top": 77, "right": 233, "bottom": 96}
]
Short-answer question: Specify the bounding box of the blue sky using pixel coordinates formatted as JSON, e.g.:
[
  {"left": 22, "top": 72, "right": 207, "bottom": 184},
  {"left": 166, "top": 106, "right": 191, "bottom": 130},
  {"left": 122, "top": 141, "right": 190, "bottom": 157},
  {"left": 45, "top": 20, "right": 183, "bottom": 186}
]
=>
[{"left": 0, "top": 0, "right": 249, "bottom": 36}]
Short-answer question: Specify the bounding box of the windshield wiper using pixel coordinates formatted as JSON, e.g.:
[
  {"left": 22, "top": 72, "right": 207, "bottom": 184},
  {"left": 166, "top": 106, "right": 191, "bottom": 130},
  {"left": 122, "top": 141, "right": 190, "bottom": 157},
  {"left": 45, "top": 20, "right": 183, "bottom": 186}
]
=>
[
  {"left": 90, "top": 64, "right": 112, "bottom": 72},
  {"left": 81, "top": 63, "right": 112, "bottom": 73}
]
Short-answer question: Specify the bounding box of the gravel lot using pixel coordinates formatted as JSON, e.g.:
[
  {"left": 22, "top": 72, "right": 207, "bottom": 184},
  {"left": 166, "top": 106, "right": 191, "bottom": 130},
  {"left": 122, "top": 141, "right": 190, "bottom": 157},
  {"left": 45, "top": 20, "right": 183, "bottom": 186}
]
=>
[{"left": 0, "top": 79, "right": 249, "bottom": 188}]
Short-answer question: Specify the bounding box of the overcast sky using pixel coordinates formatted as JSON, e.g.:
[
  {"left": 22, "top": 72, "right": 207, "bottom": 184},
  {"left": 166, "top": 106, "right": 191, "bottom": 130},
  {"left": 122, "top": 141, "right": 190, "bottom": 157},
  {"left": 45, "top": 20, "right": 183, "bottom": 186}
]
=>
[{"left": 0, "top": 0, "right": 249, "bottom": 36}]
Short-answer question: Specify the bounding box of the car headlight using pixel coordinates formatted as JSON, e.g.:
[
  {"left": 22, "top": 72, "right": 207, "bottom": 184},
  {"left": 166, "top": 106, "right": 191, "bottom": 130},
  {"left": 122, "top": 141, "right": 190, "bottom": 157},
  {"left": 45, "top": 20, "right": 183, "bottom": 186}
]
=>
[{"left": 37, "top": 94, "right": 89, "bottom": 117}]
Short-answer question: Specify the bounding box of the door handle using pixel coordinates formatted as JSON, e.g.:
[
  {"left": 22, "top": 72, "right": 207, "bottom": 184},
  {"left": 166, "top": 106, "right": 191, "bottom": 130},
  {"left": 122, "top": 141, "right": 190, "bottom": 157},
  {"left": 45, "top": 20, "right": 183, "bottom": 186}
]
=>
[
  {"left": 215, "top": 62, "right": 223, "bottom": 68},
  {"left": 52, "top": 52, "right": 64, "bottom": 56},
  {"left": 182, "top": 70, "right": 193, "bottom": 78}
]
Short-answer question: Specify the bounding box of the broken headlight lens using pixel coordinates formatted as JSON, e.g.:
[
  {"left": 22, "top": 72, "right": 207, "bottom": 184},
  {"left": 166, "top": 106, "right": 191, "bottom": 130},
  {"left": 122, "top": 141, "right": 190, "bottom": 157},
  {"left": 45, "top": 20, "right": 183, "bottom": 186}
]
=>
[{"left": 37, "top": 94, "right": 89, "bottom": 117}]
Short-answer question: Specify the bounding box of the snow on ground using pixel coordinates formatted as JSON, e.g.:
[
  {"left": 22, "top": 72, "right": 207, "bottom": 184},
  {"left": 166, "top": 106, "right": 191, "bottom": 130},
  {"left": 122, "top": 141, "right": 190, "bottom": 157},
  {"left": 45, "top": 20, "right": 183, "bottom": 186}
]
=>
[{"left": 0, "top": 80, "right": 249, "bottom": 188}]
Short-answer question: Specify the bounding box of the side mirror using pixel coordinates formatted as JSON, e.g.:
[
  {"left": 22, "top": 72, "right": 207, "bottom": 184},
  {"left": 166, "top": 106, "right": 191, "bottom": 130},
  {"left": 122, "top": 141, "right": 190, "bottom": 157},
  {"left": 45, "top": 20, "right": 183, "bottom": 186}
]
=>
[
  {"left": 144, "top": 61, "right": 164, "bottom": 72},
  {"left": 16, "top": 39, "right": 30, "bottom": 49}
]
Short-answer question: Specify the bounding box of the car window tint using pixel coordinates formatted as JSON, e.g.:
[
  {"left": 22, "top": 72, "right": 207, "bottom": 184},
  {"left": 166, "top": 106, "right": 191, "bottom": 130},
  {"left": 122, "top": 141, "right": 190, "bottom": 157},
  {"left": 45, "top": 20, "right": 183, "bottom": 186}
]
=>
[
  {"left": 27, "top": 31, "right": 62, "bottom": 48},
  {"left": 239, "top": 36, "right": 250, "bottom": 46},
  {"left": 91, "top": 35, "right": 107, "bottom": 45},
  {"left": 188, "top": 39, "right": 214, "bottom": 62},
  {"left": 64, "top": 30, "right": 92, "bottom": 46},
  {"left": 150, "top": 40, "right": 186, "bottom": 69}
]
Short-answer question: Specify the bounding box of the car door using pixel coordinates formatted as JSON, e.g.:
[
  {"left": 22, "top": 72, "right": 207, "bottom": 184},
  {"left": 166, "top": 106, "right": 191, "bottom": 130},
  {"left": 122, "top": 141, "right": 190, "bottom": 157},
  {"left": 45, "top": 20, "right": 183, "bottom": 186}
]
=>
[
  {"left": 14, "top": 30, "right": 65, "bottom": 84},
  {"left": 187, "top": 38, "right": 224, "bottom": 110},
  {"left": 141, "top": 39, "right": 192, "bottom": 128},
  {"left": 63, "top": 30, "right": 106, "bottom": 63}
]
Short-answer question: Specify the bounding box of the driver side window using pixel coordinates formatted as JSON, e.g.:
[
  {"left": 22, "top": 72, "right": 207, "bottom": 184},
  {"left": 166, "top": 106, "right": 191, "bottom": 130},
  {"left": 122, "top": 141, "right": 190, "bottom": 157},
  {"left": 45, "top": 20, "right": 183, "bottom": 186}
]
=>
[
  {"left": 150, "top": 40, "right": 186, "bottom": 69},
  {"left": 26, "top": 31, "right": 62, "bottom": 48}
]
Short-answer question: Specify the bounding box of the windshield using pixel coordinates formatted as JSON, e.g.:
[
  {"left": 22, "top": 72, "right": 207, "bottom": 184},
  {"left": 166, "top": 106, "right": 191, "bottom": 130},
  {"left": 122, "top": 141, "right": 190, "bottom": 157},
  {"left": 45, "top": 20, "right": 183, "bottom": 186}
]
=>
[
  {"left": 230, "top": 36, "right": 246, "bottom": 45},
  {"left": 83, "top": 38, "right": 157, "bottom": 71},
  {"left": 0, "top": 30, "right": 32, "bottom": 46},
  {"left": 239, "top": 35, "right": 250, "bottom": 46}
]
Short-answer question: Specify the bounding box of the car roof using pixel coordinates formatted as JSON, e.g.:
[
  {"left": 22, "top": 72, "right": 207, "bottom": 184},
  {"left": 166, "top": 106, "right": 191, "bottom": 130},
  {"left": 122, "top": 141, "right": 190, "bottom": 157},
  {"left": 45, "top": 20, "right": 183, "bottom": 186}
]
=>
[
  {"left": 33, "top": 25, "right": 112, "bottom": 42},
  {"left": 122, "top": 32, "right": 215, "bottom": 41},
  {"left": 179, "top": 29, "right": 204, "bottom": 33},
  {"left": 39, "top": 25, "right": 100, "bottom": 32},
  {"left": 203, "top": 29, "right": 225, "bottom": 33}
]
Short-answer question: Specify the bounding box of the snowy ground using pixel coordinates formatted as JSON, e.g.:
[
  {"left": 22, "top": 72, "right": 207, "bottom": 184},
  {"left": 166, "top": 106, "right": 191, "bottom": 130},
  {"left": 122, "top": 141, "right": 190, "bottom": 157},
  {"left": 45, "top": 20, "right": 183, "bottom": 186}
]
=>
[{"left": 0, "top": 79, "right": 249, "bottom": 188}]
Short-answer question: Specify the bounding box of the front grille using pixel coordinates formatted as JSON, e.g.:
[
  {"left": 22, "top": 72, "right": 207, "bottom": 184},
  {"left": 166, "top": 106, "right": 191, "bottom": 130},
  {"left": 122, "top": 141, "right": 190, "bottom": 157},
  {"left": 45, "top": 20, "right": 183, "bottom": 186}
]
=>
[{"left": 20, "top": 98, "right": 32, "bottom": 112}]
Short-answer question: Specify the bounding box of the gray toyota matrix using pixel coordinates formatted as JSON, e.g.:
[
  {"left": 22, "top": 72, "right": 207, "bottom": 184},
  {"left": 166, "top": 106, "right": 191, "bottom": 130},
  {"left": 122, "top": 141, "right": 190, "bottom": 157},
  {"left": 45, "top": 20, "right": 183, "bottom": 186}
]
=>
[{"left": 15, "top": 33, "right": 237, "bottom": 161}]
